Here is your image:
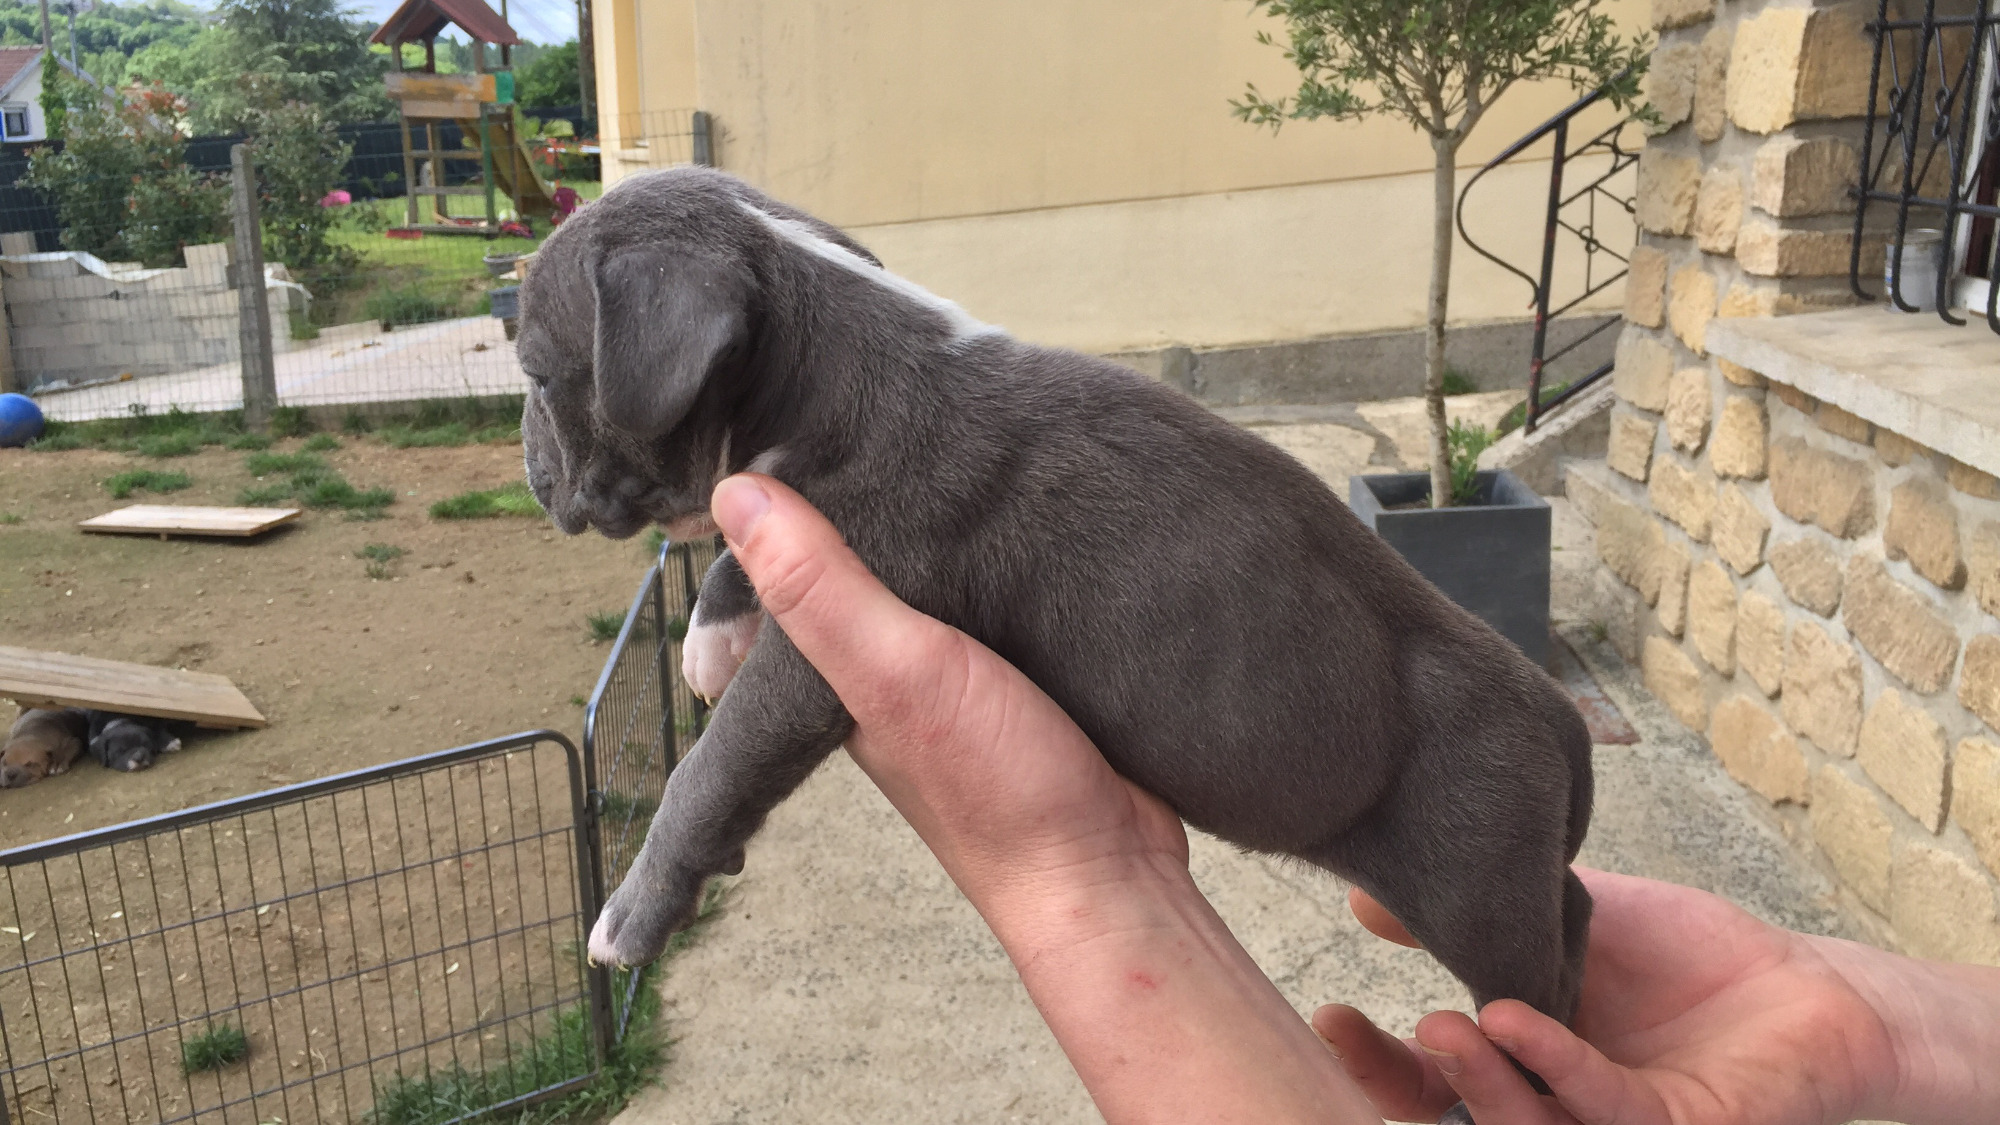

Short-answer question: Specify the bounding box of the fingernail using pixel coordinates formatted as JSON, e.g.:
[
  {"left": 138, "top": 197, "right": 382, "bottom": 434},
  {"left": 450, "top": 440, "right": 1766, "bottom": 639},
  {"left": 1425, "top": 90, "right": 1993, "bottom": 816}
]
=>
[
  {"left": 1491, "top": 1035, "right": 1519, "bottom": 1054},
  {"left": 1310, "top": 1029, "right": 1344, "bottom": 1060},
  {"left": 1421, "top": 1045, "right": 1461, "bottom": 1076},
  {"left": 712, "top": 476, "right": 770, "bottom": 543}
]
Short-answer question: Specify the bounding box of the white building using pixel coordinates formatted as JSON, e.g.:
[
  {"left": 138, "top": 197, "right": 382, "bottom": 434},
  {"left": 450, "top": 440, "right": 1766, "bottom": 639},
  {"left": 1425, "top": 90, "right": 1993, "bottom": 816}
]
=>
[{"left": 0, "top": 45, "right": 100, "bottom": 144}]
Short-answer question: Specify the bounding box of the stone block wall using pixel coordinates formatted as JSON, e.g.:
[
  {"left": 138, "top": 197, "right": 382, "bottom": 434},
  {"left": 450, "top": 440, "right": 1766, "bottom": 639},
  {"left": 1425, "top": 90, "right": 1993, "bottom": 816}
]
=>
[
  {"left": 1573, "top": 376, "right": 2000, "bottom": 963},
  {"left": 1574, "top": 0, "right": 2000, "bottom": 961},
  {"left": 2, "top": 243, "right": 301, "bottom": 392}
]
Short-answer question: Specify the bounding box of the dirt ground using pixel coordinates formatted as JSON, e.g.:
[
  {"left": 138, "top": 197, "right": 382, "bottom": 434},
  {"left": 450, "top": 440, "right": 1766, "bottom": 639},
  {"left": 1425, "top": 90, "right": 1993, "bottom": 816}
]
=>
[{"left": 0, "top": 438, "right": 663, "bottom": 852}]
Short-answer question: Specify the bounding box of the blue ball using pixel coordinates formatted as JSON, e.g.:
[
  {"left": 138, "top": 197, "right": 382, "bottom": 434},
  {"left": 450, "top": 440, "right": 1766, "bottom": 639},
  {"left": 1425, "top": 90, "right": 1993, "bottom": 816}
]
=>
[{"left": 0, "top": 393, "right": 45, "bottom": 447}]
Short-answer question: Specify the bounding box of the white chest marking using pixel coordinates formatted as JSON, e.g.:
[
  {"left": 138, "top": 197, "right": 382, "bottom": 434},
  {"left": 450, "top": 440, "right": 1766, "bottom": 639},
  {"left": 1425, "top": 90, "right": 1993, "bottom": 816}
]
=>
[{"left": 736, "top": 201, "right": 1004, "bottom": 345}]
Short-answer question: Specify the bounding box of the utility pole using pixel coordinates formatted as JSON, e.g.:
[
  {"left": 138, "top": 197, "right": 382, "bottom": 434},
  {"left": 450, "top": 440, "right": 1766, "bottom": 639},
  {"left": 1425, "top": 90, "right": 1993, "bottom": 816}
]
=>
[
  {"left": 576, "top": 0, "right": 594, "bottom": 125},
  {"left": 36, "top": 0, "right": 50, "bottom": 55}
]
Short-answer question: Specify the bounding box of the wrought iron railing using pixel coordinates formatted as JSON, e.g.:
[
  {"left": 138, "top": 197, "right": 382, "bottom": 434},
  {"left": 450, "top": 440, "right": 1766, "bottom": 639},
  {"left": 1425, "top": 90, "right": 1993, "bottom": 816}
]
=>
[
  {"left": 1850, "top": 0, "right": 1999, "bottom": 333},
  {"left": 1458, "top": 77, "right": 1642, "bottom": 433}
]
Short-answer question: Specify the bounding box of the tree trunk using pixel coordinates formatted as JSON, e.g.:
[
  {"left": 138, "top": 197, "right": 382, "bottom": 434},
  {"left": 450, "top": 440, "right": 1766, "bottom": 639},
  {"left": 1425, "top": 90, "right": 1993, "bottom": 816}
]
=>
[{"left": 1425, "top": 134, "right": 1460, "bottom": 508}]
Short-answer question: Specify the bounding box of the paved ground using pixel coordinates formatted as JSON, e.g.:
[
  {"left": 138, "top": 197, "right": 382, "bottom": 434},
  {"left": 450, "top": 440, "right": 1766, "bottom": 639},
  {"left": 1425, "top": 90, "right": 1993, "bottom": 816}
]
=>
[
  {"left": 610, "top": 404, "right": 1875, "bottom": 1125},
  {"left": 31, "top": 316, "right": 523, "bottom": 422}
]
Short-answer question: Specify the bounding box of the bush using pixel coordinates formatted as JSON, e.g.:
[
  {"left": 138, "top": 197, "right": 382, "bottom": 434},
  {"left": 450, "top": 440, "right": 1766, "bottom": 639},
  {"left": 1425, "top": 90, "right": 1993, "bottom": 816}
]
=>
[
  {"left": 249, "top": 100, "right": 358, "bottom": 274},
  {"left": 1446, "top": 420, "right": 1496, "bottom": 507},
  {"left": 21, "top": 81, "right": 228, "bottom": 268}
]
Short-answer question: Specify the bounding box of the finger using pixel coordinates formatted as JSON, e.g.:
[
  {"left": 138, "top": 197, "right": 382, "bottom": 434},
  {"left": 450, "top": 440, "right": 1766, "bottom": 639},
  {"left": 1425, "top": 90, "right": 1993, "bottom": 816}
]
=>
[
  {"left": 1311, "top": 1005, "right": 1460, "bottom": 1123},
  {"left": 710, "top": 474, "right": 951, "bottom": 722},
  {"left": 1477, "top": 1000, "right": 1669, "bottom": 1125},
  {"left": 1347, "top": 886, "right": 1420, "bottom": 948},
  {"left": 1416, "top": 1010, "right": 1566, "bottom": 1125}
]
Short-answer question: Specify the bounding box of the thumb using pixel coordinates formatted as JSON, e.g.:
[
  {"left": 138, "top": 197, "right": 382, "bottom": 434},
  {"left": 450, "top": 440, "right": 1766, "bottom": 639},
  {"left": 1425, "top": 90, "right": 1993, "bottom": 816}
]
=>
[{"left": 709, "top": 474, "right": 947, "bottom": 722}]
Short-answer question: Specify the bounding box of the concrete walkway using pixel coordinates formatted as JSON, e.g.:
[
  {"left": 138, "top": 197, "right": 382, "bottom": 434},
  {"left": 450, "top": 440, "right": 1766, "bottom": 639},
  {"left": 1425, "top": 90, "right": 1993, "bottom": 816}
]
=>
[{"left": 611, "top": 406, "right": 1871, "bottom": 1125}]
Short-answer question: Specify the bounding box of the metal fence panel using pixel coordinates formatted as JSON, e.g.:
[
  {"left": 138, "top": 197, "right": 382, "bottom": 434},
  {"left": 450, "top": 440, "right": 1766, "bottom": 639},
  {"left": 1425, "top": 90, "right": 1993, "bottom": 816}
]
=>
[
  {"left": 582, "top": 538, "right": 719, "bottom": 1043},
  {"left": 0, "top": 731, "right": 596, "bottom": 1125}
]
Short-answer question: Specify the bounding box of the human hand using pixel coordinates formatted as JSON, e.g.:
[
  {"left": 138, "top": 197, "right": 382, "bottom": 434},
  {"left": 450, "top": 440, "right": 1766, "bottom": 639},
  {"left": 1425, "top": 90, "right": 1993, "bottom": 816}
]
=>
[
  {"left": 1313, "top": 867, "right": 2000, "bottom": 1125},
  {"left": 710, "top": 473, "right": 1379, "bottom": 1123}
]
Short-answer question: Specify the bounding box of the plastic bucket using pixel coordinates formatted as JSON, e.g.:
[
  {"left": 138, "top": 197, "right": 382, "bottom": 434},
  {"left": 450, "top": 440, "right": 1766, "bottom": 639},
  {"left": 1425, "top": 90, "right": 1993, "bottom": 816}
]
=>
[{"left": 1886, "top": 229, "right": 1945, "bottom": 310}]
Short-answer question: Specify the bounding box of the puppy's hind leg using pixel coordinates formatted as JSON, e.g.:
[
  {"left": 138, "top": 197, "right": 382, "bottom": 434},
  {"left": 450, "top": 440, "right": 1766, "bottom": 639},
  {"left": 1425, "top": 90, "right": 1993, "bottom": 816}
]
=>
[
  {"left": 682, "top": 549, "right": 762, "bottom": 702},
  {"left": 590, "top": 623, "right": 852, "bottom": 968}
]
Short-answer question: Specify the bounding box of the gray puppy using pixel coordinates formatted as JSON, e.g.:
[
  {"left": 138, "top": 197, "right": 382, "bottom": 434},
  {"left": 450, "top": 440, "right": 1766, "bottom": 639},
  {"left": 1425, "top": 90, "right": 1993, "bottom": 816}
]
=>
[
  {"left": 519, "top": 169, "right": 1593, "bottom": 1074},
  {"left": 85, "top": 710, "right": 182, "bottom": 773}
]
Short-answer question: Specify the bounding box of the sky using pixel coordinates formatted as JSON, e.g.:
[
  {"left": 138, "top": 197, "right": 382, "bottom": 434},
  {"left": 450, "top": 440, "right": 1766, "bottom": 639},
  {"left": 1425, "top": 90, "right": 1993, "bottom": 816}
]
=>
[{"left": 346, "top": 0, "right": 578, "bottom": 46}]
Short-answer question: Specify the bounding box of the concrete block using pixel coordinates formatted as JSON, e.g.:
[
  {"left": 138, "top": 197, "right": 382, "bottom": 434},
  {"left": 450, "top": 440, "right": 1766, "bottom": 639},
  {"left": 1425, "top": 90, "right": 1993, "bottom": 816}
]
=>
[{"left": 1751, "top": 136, "right": 1860, "bottom": 218}]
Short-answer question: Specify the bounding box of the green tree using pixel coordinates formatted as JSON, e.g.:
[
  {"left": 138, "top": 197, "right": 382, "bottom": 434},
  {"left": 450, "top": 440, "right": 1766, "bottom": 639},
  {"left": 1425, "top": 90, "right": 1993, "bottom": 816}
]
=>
[
  {"left": 1234, "top": 0, "right": 1646, "bottom": 507},
  {"left": 120, "top": 0, "right": 389, "bottom": 132},
  {"left": 247, "top": 96, "right": 356, "bottom": 274},
  {"left": 516, "top": 39, "right": 578, "bottom": 106}
]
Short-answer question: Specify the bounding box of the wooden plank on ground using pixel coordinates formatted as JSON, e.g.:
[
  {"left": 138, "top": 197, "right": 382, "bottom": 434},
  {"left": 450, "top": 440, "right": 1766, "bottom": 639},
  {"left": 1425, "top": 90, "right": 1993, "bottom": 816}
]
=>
[
  {"left": 0, "top": 646, "right": 267, "bottom": 729},
  {"left": 79, "top": 505, "right": 302, "bottom": 539}
]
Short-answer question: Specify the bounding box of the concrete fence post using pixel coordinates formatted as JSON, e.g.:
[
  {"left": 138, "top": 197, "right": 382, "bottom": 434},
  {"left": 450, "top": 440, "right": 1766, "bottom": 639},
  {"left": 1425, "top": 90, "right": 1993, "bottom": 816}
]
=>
[{"left": 230, "top": 143, "right": 277, "bottom": 430}]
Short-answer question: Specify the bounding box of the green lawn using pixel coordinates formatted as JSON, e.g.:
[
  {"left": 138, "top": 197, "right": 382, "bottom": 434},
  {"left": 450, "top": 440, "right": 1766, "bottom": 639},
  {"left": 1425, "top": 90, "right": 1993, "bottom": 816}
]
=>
[{"left": 309, "top": 182, "right": 602, "bottom": 330}]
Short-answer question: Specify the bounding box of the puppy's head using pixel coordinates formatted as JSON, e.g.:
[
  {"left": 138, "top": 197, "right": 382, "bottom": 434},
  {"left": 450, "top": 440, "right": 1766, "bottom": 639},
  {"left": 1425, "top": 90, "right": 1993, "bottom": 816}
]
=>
[
  {"left": 0, "top": 740, "right": 50, "bottom": 787},
  {"left": 516, "top": 168, "right": 863, "bottom": 540},
  {"left": 93, "top": 721, "right": 157, "bottom": 773}
]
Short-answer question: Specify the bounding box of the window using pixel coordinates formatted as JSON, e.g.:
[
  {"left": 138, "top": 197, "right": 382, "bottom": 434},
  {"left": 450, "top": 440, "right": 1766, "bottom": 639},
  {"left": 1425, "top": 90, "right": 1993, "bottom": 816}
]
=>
[
  {"left": 1852, "top": 2, "right": 1999, "bottom": 333},
  {"left": 1, "top": 105, "right": 28, "bottom": 139}
]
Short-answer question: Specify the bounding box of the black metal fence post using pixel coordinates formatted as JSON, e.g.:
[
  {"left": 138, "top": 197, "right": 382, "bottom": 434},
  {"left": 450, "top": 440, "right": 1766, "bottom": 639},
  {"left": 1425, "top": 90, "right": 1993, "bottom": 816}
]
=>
[{"left": 1525, "top": 118, "right": 1569, "bottom": 434}]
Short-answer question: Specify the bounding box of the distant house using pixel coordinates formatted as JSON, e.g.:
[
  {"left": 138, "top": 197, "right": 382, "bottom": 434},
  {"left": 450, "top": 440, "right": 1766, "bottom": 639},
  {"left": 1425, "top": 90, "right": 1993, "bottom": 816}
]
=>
[{"left": 0, "top": 45, "right": 100, "bottom": 145}]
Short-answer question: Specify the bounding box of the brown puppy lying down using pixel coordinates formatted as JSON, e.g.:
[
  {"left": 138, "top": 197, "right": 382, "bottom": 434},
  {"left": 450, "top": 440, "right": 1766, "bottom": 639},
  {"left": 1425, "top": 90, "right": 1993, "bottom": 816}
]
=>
[{"left": 1, "top": 707, "right": 90, "bottom": 788}]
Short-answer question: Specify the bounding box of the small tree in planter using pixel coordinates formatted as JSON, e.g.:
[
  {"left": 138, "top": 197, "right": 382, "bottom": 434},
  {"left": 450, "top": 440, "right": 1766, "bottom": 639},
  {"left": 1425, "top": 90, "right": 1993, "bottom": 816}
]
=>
[{"left": 1233, "top": 0, "right": 1646, "bottom": 507}]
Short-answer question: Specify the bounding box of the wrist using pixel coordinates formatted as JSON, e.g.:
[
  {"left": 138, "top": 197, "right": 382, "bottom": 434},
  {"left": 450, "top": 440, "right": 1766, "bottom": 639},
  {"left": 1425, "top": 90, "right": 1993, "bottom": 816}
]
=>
[{"left": 1820, "top": 935, "right": 2000, "bottom": 1125}]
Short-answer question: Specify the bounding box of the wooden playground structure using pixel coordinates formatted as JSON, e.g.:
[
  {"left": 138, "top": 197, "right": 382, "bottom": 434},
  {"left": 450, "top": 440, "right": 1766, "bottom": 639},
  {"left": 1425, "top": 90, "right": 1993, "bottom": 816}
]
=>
[{"left": 369, "top": 0, "right": 556, "bottom": 235}]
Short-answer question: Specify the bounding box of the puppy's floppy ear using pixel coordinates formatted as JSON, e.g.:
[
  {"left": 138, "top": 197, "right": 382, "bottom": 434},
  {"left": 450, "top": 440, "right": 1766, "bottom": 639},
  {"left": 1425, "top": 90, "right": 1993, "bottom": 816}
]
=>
[{"left": 592, "top": 243, "right": 750, "bottom": 439}]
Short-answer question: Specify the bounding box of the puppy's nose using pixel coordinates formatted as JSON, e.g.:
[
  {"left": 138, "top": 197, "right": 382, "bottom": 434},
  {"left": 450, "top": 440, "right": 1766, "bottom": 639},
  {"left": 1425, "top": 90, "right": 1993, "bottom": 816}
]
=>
[{"left": 0, "top": 767, "right": 22, "bottom": 787}]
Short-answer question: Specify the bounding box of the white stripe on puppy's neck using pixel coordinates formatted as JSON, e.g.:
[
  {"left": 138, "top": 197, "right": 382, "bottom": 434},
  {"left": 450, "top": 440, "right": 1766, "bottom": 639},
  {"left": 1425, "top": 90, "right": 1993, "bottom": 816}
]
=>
[{"left": 736, "top": 201, "right": 1002, "bottom": 344}]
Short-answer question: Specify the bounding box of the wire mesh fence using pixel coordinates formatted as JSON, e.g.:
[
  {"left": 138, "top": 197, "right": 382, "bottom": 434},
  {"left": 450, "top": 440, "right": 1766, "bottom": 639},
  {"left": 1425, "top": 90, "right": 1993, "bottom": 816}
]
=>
[
  {"left": 0, "top": 731, "right": 595, "bottom": 1125},
  {"left": 0, "top": 539, "right": 722, "bottom": 1124},
  {"left": 0, "top": 100, "right": 710, "bottom": 423},
  {"left": 582, "top": 537, "right": 720, "bottom": 1042}
]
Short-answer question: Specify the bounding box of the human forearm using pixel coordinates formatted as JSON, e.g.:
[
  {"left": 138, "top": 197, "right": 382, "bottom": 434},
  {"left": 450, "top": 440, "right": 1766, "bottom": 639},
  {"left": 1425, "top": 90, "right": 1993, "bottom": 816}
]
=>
[
  {"left": 965, "top": 851, "right": 1380, "bottom": 1125},
  {"left": 1833, "top": 938, "right": 2000, "bottom": 1125}
]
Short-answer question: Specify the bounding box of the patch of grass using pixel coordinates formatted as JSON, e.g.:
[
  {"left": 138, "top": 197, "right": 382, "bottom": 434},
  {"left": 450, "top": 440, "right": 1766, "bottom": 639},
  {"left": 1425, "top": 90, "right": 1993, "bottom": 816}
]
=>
[
  {"left": 180, "top": 1023, "right": 248, "bottom": 1074},
  {"left": 225, "top": 432, "right": 273, "bottom": 451},
  {"left": 0, "top": 511, "right": 22, "bottom": 525},
  {"left": 239, "top": 451, "right": 393, "bottom": 516},
  {"left": 586, "top": 610, "right": 627, "bottom": 644},
  {"left": 341, "top": 410, "right": 373, "bottom": 435},
  {"left": 270, "top": 407, "right": 313, "bottom": 438},
  {"left": 136, "top": 431, "right": 202, "bottom": 458},
  {"left": 667, "top": 615, "right": 688, "bottom": 643},
  {"left": 379, "top": 421, "right": 520, "bottom": 448},
  {"left": 104, "top": 469, "right": 192, "bottom": 500},
  {"left": 358, "top": 542, "right": 406, "bottom": 580},
  {"left": 429, "top": 481, "right": 543, "bottom": 520},
  {"left": 303, "top": 433, "right": 342, "bottom": 452},
  {"left": 1441, "top": 369, "right": 1480, "bottom": 396},
  {"left": 32, "top": 406, "right": 245, "bottom": 454},
  {"left": 568, "top": 694, "right": 586, "bottom": 707},
  {"left": 245, "top": 451, "right": 326, "bottom": 476},
  {"left": 288, "top": 309, "right": 320, "bottom": 342},
  {"left": 641, "top": 528, "right": 667, "bottom": 555},
  {"left": 366, "top": 284, "right": 461, "bottom": 330},
  {"left": 363, "top": 883, "right": 718, "bottom": 1125}
]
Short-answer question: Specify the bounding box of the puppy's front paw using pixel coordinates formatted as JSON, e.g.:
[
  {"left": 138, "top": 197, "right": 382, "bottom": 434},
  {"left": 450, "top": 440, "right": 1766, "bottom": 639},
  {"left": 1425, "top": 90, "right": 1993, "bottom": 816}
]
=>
[
  {"left": 162, "top": 738, "right": 183, "bottom": 754},
  {"left": 587, "top": 864, "right": 706, "bottom": 968},
  {"left": 681, "top": 613, "right": 759, "bottom": 702}
]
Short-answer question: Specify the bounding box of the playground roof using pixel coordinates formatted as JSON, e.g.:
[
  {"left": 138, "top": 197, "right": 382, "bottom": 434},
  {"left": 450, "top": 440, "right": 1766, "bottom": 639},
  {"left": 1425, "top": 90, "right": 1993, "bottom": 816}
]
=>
[{"left": 370, "top": 0, "right": 520, "bottom": 47}]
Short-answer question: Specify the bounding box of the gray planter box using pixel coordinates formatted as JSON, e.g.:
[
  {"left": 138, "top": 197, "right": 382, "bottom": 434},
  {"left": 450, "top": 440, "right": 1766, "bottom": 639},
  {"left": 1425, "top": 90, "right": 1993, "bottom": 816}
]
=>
[{"left": 1349, "top": 469, "right": 1551, "bottom": 667}]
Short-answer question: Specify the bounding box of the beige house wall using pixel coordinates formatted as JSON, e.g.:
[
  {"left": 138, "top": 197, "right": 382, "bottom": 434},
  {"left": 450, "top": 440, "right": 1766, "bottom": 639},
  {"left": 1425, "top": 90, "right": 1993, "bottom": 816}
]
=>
[{"left": 591, "top": 0, "right": 1645, "bottom": 352}]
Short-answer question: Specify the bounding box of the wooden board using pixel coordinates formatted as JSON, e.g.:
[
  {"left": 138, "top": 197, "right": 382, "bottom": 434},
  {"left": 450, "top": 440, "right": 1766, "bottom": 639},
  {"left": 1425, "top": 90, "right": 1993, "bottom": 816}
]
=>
[
  {"left": 386, "top": 71, "right": 496, "bottom": 102},
  {"left": 79, "top": 505, "right": 302, "bottom": 538},
  {"left": 0, "top": 646, "right": 267, "bottom": 729}
]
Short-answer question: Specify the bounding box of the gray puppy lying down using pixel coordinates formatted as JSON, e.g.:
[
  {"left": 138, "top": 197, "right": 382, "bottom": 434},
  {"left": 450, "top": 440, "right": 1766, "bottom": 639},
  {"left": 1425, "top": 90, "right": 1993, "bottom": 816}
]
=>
[{"left": 518, "top": 168, "right": 1593, "bottom": 1077}]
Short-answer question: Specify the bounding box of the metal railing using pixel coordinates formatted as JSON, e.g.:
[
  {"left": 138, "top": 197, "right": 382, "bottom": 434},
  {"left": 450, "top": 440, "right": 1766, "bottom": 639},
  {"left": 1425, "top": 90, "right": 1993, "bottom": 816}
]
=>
[
  {"left": 1, "top": 541, "right": 721, "bottom": 1125},
  {"left": 1850, "top": 0, "right": 1999, "bottom": 333},
  {"left": 1457, "top": 76, "right": 1642, "bottom": 433}
]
